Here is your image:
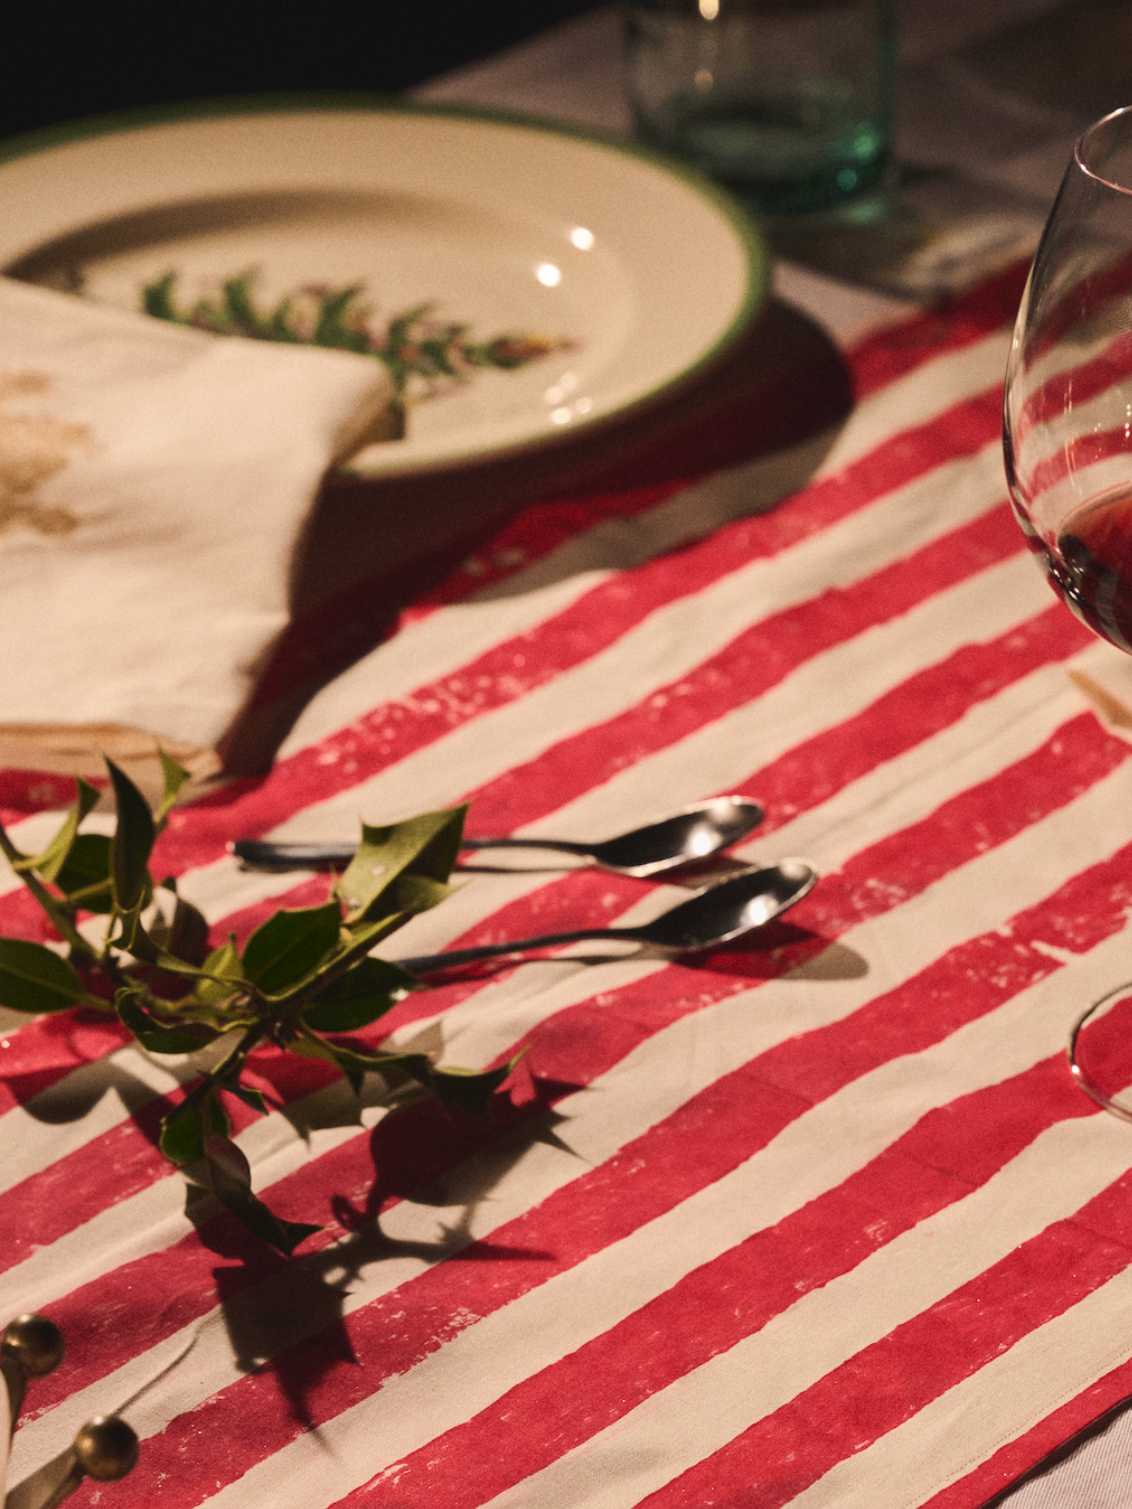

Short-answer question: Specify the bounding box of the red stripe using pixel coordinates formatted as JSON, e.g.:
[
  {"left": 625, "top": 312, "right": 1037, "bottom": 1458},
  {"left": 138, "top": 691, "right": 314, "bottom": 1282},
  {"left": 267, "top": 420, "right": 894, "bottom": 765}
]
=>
[
  {"left": 922, "top": 1358, "right": 1132, "bottom": 1507},
  {"left": 0, "top": 597, "right": 1084, "bottom": 1296},
  {"left": 330, "top": 1059, "right": 1097, "bottom": 1508},
  {"left": 640, "top": 1120, "right": 1132, "bottom": 1505},
  {"left": 75, "top": 834, "right": 1132, "bottom": 1509},
  {"left": 1015, "top": 329, "right": 1132, "bottom": 440},
  {"left": 458, "top": 496, "right": 1020, "bottom": 839},
  {"left": 24, "top": 714, "right": 1127, "bottom": 1477},
  {"left": 849, "top": 260, "right": 1026, "bottom": 397},
  {"left": 0, "top": 375, "right": 1005, "bottom": 932},
  {"left": 0, "top": 262, "right": 1023, "bottom": 824},
  {"left": 1028, "top": 419, "right": 1132, "bottom": 498},
  {"left": 199, "top": 491, "right": 1029, "bottom": 981},
  {"left": 0, "top": 593, "right": 1085, "bottom": 1122},
  {"left": 145, "top": 383, "right": 1008, "bottom": 889}
]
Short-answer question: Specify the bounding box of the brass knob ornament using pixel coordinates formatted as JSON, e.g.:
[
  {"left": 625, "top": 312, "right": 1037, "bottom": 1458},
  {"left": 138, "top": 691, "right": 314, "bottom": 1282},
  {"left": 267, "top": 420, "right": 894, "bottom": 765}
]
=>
[
  {"left": 72, "top": 1417, "right": 139, "bottom": 1482},
  {"left": 2, "top": 1316, "right": 64, "bottom": 1379},
  {"left": 1, "top": 1316, "right": 138, "bottom": 1507}
]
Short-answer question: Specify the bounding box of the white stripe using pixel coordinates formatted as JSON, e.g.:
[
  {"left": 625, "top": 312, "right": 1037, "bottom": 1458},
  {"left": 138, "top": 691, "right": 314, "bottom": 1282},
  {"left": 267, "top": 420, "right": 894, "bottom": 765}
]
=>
[
  {"left": 805, "top": 1264, "right": 1132, "bottom": 1509},
  {"left": 0, "top": 416, "right": 1011, "bottom": 945},
  {"left": 277, "top": 329, "right": 1013, "bottom": 759},
  {"left": 0, "top": 550, "right": 1060, "bottom": 1200},
  {"left": 0, "top": 1046, "right": 184, "bottom": 1197},
  {"left": 200, "top": 898, "right": 1132, "bottom": 1509},
  {"left": 0, "top": 322, "right": 1011, "bottom": 922},
  {"left": 188, "top": 436, "right": 1011, "bottom": 923},
  {"left": 10, "top": 740, "right": 1128, "bottom": 1484},
  {"left": 483, "top": 1083, "right": 1132, "bottom": 1509},
  {"left": 130, "top": 533, "right": 1049, "bottom": 982},
  {"left": 425, "top": 662, "right": 1088, "bottom": 1071}
]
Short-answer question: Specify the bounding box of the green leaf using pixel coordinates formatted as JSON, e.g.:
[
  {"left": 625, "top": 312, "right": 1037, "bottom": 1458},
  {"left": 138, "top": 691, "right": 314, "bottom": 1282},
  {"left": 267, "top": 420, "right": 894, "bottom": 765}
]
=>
[
  {"left": 222, "top": 271, "right": 266, "bottom": 336},
  {"left": 55, "top": 832, "right": 114, "bottom": 912},
  {"left": 294, "top": 1029, "right": 430, "bottom": 1097},
  {"left": 314, "top": 285, "right": 367, "bottom": 349},
  {"left": 269, "top": 296, "right": 300, "bottom": 342},
  {"left": 142, "top": 270, "right": 181, "bottom": 321},
  {"left": 300, "top": 956, "right": 413, "bottom": 1032},
  {"left": 193, "top": 935, "right": 244, "bottom": 1005},
  {"left": 106, "top": 758, "right": 156, "bottom": 913},
  {"left": 335, "top": 806, "right": 466, "bottom": 924},
  {"left": 13, "top": 778, "right": 100, "bottom": 883},
  {"left": 0, "top": 939, "right": 85, "bottom": 1014},
  {"left": 162, "top": 1086, "right": 231, "bottom": 1166},
  {"left": 155, "top": 751, "right": 191, "bottom": 826},
  {"left": 116, "top": 991, "right": 222, "bottom": 1054},
  {"left": 242, "top": 901, "right": 342, "bottom": 996},
  {"left": 189, "top": 1133, "right": 319, "bottom": 1255},
  {"left": 225, "top": 1082, "right": 269, "bottom": 1115},
  {"left": 155, "top": 885, "right": 210, "bottom": 966},
  {"left": 428, "top": 1055, "right": 519, "bottom": 1113}
]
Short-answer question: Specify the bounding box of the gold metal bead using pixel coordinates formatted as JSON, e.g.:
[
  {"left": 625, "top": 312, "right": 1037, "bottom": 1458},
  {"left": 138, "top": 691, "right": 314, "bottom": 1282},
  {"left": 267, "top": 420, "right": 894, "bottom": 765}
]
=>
[
  {"left": 73, "top": 1416, "right": 139, "bottom": 1481},
  {"left": 2, "top": 1313, "right": 64, "bottom": 1376}
]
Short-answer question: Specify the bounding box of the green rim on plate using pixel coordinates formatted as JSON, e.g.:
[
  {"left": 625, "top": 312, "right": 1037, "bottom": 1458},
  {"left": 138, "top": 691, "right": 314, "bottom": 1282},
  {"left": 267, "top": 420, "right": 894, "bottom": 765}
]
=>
[{"left": 0, "top": 95, "right": 771, "bottom": 474}]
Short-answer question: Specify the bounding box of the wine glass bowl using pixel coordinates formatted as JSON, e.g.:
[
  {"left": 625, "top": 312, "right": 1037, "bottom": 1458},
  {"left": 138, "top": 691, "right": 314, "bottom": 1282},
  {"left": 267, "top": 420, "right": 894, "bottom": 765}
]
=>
[
  {"left": 1005, "top": 106, "right": 1132, "bottom": 653},
  {"left": 1004, "top": 104, "right": 1132, "bottom": 1115}
]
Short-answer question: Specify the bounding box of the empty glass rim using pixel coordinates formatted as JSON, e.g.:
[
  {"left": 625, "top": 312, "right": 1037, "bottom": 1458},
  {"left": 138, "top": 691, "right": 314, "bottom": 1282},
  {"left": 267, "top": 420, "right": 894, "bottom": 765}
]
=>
[{"left": 1075, "top": 104, "right": 1132, "bottom": 197}]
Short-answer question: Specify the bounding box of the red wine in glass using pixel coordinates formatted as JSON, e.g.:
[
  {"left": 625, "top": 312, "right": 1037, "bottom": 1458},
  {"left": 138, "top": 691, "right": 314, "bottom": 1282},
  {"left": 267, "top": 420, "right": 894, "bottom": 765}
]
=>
[
  {"left": 1003, "top": 105, "right": 1132, "bottom": 1118},
  {"left": 1051, "top": 485, "right": 1132, "bottom": 653}
]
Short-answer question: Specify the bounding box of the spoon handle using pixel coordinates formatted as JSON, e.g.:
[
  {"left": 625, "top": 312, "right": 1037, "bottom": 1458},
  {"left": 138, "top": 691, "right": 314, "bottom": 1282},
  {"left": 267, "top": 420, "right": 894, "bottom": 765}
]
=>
[
  {"left": 461, "top": 836, "right": 593, "bottom": 859},
  {"left": 232, "top": 839, "right": 352, "bottom": 870},
  {"left": 400, "top": 926, "right": 641, "bottom": 973},
  {"left": 232, "top": 835, "right": 594, "bottom": 871}
]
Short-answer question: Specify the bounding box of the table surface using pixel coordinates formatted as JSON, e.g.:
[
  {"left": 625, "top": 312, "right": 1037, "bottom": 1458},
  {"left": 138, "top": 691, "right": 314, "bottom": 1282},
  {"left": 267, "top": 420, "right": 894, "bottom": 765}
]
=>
[{"left": 5, "top": 2, "right": 1132, "bottom": 1505}]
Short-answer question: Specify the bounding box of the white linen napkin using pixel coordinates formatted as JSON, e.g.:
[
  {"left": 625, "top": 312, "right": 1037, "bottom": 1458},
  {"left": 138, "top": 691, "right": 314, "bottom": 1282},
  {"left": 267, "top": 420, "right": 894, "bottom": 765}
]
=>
[{"left": 0, "top": 277, "right": 393, "bottom": 777}]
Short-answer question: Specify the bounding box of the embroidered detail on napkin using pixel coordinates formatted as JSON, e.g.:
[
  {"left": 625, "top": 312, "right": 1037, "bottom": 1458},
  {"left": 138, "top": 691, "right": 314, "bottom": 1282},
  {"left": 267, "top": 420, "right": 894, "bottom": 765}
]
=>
[
  {"left": 0, "top": 278, "right": 393, "bottom": 785},
  {"left": 0, "top": 371, "right": 88, "bottom": 536}
]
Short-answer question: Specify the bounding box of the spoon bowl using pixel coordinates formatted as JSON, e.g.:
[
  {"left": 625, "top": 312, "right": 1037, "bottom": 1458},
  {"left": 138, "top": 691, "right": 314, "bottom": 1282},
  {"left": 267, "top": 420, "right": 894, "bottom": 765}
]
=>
[
  {"left": 400, "top": 859, "right": 817, "bottom": 973},
  {"left": 575, "top": 796, "right": 765, "bottom": 876},
  {"left": 231, "top": 796, "right": 765, "bottom": 877}
]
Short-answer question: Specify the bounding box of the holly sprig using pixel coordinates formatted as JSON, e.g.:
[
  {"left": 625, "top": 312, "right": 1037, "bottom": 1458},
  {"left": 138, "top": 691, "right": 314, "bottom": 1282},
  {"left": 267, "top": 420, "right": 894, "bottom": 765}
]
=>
[{"left": 0, "top": 759, "right": 512, "bottom": 1256}]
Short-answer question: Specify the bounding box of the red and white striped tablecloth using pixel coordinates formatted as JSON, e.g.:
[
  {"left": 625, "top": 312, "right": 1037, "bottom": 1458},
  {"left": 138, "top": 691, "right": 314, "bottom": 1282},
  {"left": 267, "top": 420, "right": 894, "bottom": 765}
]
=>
[{"left": 5, "top": 260, "right": 1132, "bottom": 1508}]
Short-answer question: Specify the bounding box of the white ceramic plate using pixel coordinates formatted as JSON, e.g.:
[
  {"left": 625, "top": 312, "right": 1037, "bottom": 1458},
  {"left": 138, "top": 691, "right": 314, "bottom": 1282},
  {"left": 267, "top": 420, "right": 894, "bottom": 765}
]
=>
[{"left": 0, "top": 102, "right": 768, "bottom": 477}]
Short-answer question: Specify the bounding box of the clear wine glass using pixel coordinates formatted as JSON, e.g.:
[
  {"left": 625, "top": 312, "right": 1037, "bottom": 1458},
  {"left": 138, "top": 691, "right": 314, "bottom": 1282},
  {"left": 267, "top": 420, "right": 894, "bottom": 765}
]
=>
[{"left": 1004, "top": 104, "right": 1132, "bottom": 1119}]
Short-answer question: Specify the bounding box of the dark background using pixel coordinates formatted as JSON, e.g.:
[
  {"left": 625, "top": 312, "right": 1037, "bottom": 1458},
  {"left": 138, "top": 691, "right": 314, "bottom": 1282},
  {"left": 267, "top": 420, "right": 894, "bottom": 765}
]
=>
[{"left": 1, "top": 2, "right": 605, "bottom": 141}]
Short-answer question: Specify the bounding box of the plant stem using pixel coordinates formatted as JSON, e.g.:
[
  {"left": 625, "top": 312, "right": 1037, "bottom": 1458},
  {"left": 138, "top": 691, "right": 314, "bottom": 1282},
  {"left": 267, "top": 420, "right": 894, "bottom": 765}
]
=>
[{"left": 0, "top": 821, "right": 100, "bottom": 966}]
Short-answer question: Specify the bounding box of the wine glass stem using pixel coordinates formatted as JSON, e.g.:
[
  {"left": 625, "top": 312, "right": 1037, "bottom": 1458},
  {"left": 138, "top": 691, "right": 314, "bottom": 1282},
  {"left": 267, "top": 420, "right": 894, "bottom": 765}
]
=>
[{"left": 1067, "top": 983, "right": 1132, "bottom": 1123}]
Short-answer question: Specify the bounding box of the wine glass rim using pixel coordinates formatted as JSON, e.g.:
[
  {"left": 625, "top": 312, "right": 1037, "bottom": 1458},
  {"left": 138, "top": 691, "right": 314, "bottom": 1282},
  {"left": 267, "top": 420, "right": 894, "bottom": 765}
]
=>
[{"left": 1075, "top": 104, "right": 1132, "bottom": 197}]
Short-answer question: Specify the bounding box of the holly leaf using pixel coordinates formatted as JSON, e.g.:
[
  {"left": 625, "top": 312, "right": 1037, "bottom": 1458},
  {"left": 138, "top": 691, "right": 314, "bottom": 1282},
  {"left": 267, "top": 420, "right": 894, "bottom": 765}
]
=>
[
  {"left": 300, "top": 956, "right": 413, "bottom": 1032},
  {"left": 225, "top": 1083, "right": 270, "bottom": 1115},
  {"left": 55, "top": 832, "right": 114, "bottom": 913},
  {"left": 115, "top": 991, "right": 222, "bottom": 1055},
  {"left": 427, "top": 1055, "right": 521, "bottom": 1114},
  {"left": 106, "top": 758, "right": 156, "bottom": 913},
  {"left": 159, "top": 1088, "right": 229, "bottom": 1167},
  {"left": 242, "top": 902, "right": 342, "bottom": 996},
  {"left": 294, "top": 1030, "right": 430, "bottom": 1097},
  {"left": 13, "top": 778, "right": 100, "bottom": 883},
  {"left": 189, "top": 1133, "right": 319, "bottom": 1255},
  {"left": 155, "top": 751, "right": 192, "bottom": 826},
  {"left": 152, "top": 883, "right": 210, "bottom": 966},
  {"left": 194, "top": 935, "right": 245, "bottom": 1004},
  {"left": 0, "top": 939, "right": 85, "bottom": 1014},
  {"left": 335, "top": 807, "right": 466, "bottom": 924}
]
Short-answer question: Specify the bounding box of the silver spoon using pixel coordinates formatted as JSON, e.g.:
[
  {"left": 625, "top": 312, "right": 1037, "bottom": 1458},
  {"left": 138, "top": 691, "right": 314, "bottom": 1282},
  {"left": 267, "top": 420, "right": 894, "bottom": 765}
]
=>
[
  {"left": 230, "top": 796, "right": 764, "bottom": 878},
  {"left": 399, "top": 859, "right": 816, "bottom": 974}
]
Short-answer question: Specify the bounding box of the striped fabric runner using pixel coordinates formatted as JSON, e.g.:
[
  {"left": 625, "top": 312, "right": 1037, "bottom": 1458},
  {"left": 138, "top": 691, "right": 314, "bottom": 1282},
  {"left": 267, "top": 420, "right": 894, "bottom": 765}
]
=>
[{"left": 4, "top": 259, "right": 1132, "bottom": 1508}]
